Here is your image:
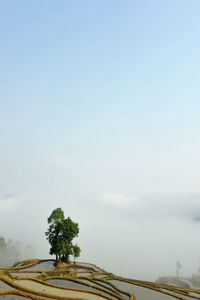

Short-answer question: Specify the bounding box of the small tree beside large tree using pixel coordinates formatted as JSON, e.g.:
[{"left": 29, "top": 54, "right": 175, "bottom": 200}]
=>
[{"left": 45, "top": 208, "right": 81, "bottom": 263}]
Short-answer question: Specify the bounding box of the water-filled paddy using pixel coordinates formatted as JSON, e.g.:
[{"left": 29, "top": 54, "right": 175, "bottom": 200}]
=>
[
  {"left": 109, "top": 280, "right": 185, "bottom": 300},
  {"left": 47, "top": 279, "right": 120, "bottom": 299},
  {"left": 77, "top": 272, "right": 92, "bottom": 277},
  {"left": 0, "top": 296, "right": 31, "bottom": 300},
  {"left": 16, "top": 279, "right": 114, "bottom": 300},
  {"left": 24, "top": 261, "right": 54, "bottom": 271},
  {"left": 95, "top": 274, "right": 110, "bottom": 279},
  {"left": 68, "top": 268, "right": 90, "bottom": 272},
  {"left": 47, "top": 279, "right": 96, "bottom": 291},
  {"left": 79, "top": 279, "right": 119, "bottom": 293},
  {"left": 0, "top": 280, "right": 14, "bottom": 290},
  {"left": 10, "top": 273, "right": 39, "bottom": 278},
  {"left": 77, "top": 263, "right": 102, "bottom": 272}
]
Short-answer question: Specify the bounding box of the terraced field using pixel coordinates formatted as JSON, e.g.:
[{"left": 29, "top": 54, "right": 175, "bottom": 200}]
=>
[{"left": 1, "top": 259, "right": 200, "bottom": 299}]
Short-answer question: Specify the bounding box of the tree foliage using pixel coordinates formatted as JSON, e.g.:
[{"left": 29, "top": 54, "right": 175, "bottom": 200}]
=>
[
  {"left": 72, "top": 244, "right": 81, "bottom": 263},
  {"left": 46, "top": 208, "right": 81, "bottom": 262}
]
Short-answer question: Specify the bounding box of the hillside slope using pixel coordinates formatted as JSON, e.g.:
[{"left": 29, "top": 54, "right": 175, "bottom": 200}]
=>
[{"left": 0, "top": 259, "right": 200, "bottom": 299}]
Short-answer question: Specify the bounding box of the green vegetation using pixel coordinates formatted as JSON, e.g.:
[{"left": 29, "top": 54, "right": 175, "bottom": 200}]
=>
[
  {"left": 46, "top": 208, "right": 81, "bottom": 263},
  {"left": 37, "top": 272, "right": 48, "bottom": 280},
  {"left": 0, "top": 270, "right": 14, "bottom": 279},
  {"left": 72, "top": 244, "right": 81, "bottom": 263}
]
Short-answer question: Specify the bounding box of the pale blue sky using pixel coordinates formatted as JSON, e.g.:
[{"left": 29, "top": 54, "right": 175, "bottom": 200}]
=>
[{"left": 1, "top": 0, "right": 200, "bottom": 280}]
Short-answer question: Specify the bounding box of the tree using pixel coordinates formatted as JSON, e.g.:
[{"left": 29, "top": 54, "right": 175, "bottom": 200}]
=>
[
  {"left": 72, "top": 244, "right": 81, "bottom": 264},
  {"left": 176, "top": 261, "right": 182, "bottom": 278},
  {"left": 0, "top": 237, "right": 7, "bottom": 252},
  {"left": 45, "top": 208, "right": 80, "bottom": 263}
]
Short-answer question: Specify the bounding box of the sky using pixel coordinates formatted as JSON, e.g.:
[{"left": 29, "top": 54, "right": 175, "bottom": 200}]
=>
[{"left": 1, "top": 0, "right": 200, "bottom": 280}]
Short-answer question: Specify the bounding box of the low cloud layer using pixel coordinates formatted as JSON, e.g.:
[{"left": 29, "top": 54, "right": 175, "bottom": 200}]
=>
[
  {"left": 0, "top": 236, "right": 36, "bottom": 266},
  {"left": 0, "top": 194, "right": 18, "bottom": 215},
  {"left": 100, "top": 193, "right": 200, "bottom": 222},
  {"left": 101, "top": 193, "right": 138, "bottom": 208},
  {"left": 1, "top": 191, "right": 200, "bottom": 280}
]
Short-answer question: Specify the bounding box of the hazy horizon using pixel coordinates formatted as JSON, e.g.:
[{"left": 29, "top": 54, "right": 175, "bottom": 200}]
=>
[{"left": 1, "top": 0, "right": 200, "bottom": 281}]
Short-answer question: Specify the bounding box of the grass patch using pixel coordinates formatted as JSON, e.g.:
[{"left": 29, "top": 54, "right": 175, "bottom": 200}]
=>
[
  {"left": 0, "top": 271, "right": 14, "bottom": 280},
  {"left": 36, "top": 272, "right": 48, "bottom": 280}
]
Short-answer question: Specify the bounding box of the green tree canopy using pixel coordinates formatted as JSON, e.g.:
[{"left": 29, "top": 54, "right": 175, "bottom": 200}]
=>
[
  {"left": 72, "top": 244, "right": 81, "bottom": 263},
  {"left": 45, "top": 208, "right": 81, "bottom": 262}
]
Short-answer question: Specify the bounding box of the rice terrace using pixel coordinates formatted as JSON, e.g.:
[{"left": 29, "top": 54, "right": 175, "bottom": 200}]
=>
[
  {"left": 1, "top": 209, "right": 200, "bottom": 300},
  {"left": 1, "top": 258, "right": 200, "bottom": 299}
]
